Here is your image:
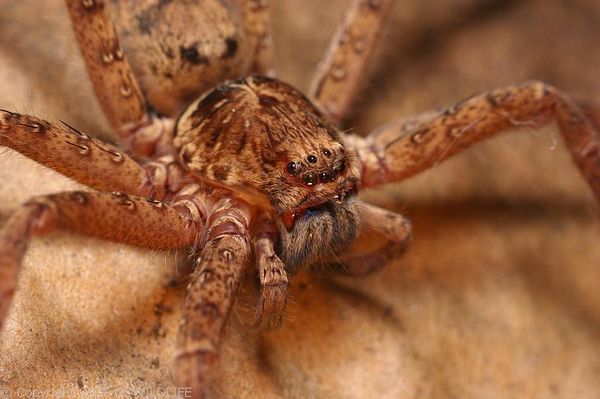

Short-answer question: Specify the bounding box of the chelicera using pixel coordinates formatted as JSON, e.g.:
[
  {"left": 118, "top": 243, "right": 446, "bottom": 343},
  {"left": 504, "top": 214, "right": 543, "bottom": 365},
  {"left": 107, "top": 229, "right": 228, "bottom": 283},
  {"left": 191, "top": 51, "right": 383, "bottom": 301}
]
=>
[{"left": 2, "top": 1, "right": 600, "bottom": 398}]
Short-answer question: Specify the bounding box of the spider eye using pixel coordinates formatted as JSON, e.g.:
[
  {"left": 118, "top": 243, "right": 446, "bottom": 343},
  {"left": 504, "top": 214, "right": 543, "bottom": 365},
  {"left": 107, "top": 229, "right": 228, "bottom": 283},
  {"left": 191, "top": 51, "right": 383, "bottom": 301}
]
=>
[
  {"left": 319, "top": 170, "right": 334, "bottom": 182},
  {"left": 287, "top": 161, "right": 299, "bottom": 174},
  {"left": 322, "top": 149, "right": 332, "bottom": 157},
  {"left": 307, "top": 155, "right": 318, "bottom": 164},
  {"left": 303, "top": 172, "right": 317, "bottom": 186},
  {"left": 335, "top": 160, "right": 346, "bottom": 173}
]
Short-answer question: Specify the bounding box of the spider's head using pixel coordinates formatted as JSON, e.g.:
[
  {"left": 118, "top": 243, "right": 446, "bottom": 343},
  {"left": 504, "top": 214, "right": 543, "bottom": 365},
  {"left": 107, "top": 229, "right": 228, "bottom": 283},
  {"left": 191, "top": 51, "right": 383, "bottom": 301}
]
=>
[
  {"left": 174, "top": 75, "right": 362, "bottom": 229},
  {"left": 238, "top": 77, "right": 362, "bottom": 270},
  {"left": 261, "top": 116, "right": 361, "bottom": 232}
]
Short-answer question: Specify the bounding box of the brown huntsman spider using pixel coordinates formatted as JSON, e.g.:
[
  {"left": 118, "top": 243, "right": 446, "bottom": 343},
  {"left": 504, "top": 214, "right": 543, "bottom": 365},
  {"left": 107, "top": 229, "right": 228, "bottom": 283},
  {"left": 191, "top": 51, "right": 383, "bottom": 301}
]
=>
[{"left": 2, "top": 1, "right": 600, "bottom": 398}]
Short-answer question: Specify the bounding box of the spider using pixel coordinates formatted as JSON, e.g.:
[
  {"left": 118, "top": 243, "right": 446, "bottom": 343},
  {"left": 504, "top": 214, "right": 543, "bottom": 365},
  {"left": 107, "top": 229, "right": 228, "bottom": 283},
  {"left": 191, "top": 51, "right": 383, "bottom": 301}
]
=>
[{"left": 1, "top": 0, "right": 600, "bottom": 398}]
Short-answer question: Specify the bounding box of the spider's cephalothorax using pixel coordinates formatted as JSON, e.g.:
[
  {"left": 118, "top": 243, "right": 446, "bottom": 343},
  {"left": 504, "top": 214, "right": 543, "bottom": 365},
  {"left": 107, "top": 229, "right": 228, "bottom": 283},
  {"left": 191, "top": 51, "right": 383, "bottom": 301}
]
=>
[
  {"left": 174, "top": 75, "right": 360, "bottom": 224},
  {"left": 173, "top": 75, "right": 361, "bottom": 270}
]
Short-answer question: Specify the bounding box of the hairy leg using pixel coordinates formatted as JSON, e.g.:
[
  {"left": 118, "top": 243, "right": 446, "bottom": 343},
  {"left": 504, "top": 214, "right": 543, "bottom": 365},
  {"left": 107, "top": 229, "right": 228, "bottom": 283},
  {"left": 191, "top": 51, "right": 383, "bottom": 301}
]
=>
[
  {"left": 0, "top": 109, "right": 156, "bottom": 196},
  {"left": 346, "top": 82, "right": 600, "bottom": 200},
  {"left": 330, "top": 200, "right": 412, "bottom": 275},
  {"left": 65, "top": 0, "right": 147, "bottom": 132},
  {"left": 174, "top": 198, "right": 253, "bottom": 398},
  {"left": 308, "top": 0, "right": 393, "bottom": 124},
  {"left": 0, "top": 190, "right": 198, "bottom": 328},
  {"left": 253, "top": 214, "right": 288, "bottom": 330},
  {"left": 65, "top": 0, "right": 174, "bottom": 157}
]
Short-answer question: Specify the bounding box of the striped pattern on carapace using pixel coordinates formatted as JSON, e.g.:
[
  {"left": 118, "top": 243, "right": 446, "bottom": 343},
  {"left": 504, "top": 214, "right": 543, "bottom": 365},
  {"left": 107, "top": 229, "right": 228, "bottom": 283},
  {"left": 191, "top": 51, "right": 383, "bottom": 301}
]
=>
[{"left": 173, "top": 76, "right": 359, "bottom": 214}]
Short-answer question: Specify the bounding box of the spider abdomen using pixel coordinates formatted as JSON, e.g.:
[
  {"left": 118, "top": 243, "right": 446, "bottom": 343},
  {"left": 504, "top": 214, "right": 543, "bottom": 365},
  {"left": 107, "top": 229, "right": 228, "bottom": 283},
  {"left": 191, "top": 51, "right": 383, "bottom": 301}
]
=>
[{"left": 109, "top": 0, "right": 270, "bottom": 116}]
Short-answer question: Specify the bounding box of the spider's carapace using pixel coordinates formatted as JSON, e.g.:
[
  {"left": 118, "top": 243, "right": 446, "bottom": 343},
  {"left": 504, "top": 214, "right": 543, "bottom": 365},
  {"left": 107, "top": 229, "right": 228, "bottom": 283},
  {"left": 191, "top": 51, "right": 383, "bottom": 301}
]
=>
[{"left": 173, "top": 76, "right": 360, "bottom": 229}]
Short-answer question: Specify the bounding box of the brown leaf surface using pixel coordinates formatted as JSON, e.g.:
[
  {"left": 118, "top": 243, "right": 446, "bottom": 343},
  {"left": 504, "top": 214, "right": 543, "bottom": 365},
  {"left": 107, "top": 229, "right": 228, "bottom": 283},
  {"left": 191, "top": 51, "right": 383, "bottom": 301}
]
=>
[{"left": 1, "top": 0, "right": 599, "bottom": 398}]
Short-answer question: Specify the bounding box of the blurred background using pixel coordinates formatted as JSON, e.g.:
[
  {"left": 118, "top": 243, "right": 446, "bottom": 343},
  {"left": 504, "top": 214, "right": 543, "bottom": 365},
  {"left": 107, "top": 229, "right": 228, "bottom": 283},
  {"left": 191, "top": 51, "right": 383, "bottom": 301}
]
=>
[{"left": 0, "top": 0, "right": 599, "bottom": 397}]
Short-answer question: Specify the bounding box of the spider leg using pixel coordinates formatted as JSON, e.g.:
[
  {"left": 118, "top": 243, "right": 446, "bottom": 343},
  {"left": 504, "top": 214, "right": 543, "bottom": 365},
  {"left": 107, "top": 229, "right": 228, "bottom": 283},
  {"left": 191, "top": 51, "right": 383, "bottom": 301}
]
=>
[
  {"left": 253, "top": 214, "right": 288, "bottom": 330},
  {"left": 0, "top": 110, "right": 156, "bottom": 196},
  {"left": 325, "top": 200, "right": 412, "bottom": 275},
  {"left": 0, "top": 190, "right": 198, "bottom": 329},
  {"left": 65, "top": 0, "right": 173, "bottom": 157},
  {"left": 65, "top": 0, "right": 146, "bottom": 131},
  {"left": 346, "top": 82, "right": 600, "bottom": 200},
  {"left": 238, "top": 0, "right": 274, "bottom": 75},
  {"left": 308, "top": 0, "right": 393, "bottom": 124},
  {"left": 174, "top": 198, "right": 253, "bottom": 398}
]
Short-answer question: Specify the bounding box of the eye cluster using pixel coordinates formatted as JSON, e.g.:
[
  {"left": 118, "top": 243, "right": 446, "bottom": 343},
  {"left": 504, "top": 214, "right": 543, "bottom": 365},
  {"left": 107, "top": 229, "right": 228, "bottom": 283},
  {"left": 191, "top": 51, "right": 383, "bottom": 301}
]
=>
[{"left": 286, "top": 148, "right": 346, "bottom": 187}]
